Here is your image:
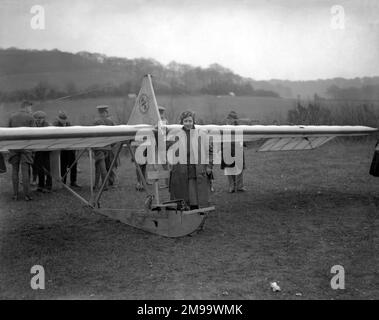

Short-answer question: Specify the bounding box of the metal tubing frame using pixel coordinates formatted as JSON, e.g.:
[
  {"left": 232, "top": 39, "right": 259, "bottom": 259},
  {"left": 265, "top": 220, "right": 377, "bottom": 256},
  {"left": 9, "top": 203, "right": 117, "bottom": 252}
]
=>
[
  {"left": 126, "top": 142, "right": 150, "bottom": 194},
  {"left": 40, "top": 160, "right": 92, "bottom": 207},
  {"left": 60, "top": 181, "right": 93, "bottom": 207},
  {"left": 88, "top": 148, "right": 94, "bottom": 201},
  {"left": 94, "top": 143, "right": 123, "bottom": 207}
]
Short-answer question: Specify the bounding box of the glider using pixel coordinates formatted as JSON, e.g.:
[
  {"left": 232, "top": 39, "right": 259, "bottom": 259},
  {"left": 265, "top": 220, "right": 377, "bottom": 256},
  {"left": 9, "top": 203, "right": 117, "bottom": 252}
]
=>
[{"left": 0, "top": 75, "right": 377, "bottom": 237}]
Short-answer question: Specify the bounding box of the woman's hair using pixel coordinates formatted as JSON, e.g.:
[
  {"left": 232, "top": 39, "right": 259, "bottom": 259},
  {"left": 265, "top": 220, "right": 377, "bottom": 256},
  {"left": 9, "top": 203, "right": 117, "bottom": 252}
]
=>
[{"left": 179, "top": 110, "right": 196, "bottom": 126}]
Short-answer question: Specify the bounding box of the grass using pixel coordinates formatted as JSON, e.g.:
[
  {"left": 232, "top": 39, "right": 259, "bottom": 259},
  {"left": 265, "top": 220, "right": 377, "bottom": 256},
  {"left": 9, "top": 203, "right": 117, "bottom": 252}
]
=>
[
  {"left": 0, "top": 139, "right": 378, "bottom": 299},
  {"left": 0, "top": 95, "right": 297, "bottom": 127},
  {"left": 2, "top": 94, "right": 379, "bottom": 129}
]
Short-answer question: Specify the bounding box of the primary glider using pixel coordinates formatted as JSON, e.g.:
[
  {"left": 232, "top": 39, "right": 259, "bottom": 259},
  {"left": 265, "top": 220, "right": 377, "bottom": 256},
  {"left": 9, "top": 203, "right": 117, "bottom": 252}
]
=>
[{"left": 0, "top": 75, "right": 377, "bottom": 237}]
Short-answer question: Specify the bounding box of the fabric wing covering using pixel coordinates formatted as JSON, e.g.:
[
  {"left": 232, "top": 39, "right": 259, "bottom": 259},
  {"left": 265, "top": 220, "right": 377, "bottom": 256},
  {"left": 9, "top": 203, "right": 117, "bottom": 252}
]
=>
[
  {"left": 242, "top": 125, "right": 377, "bottom": 152},
  {"left": 199, "top": 124, "right": 377, "bottom": 152},
  {"left": 0, "top": 124, "right": 376, "bottom": 152},
  {"left": 0, "top": 125, "right": 152, "bottom": 151}
]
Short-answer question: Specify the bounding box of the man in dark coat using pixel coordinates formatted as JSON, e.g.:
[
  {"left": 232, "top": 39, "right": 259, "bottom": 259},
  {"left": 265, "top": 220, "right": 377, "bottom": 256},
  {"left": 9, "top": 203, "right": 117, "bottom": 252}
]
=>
[
  {"left": 8, "top": 100, "right": 35, "bottom": 200},
  {"left": 221, "top": 111, "right": 247, "bottom": 193},
  {"left": 33, "top": 111, "right": 52, "bottom": 193},
  {"left": 93, "top": 105, "right": 116, "bottom": 189},
  {"left": 0, "top": 153, "right": 6, "bottom": 174},
  {"left": 53, "top": 111, "right": 80, "bottom": 187}
]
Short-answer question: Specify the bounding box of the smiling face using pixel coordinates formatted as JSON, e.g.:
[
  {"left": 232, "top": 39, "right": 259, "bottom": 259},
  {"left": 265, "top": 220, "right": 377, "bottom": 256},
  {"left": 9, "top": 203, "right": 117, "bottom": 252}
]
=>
[{"left": 182, "top": 116, "right": 194, "bottom": 130}]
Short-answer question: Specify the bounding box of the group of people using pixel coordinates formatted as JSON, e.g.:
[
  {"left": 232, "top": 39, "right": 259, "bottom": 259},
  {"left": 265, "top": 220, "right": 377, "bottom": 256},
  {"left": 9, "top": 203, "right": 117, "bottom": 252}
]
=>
[
  {"left": 4, "top": 101, "right": 122, "bottom": 201},
  {"left": 6, "top": 101, "right": 81, "bottom": 201},
  {"left": 3, "top": 100, "right": 247, "bottom": 209}
]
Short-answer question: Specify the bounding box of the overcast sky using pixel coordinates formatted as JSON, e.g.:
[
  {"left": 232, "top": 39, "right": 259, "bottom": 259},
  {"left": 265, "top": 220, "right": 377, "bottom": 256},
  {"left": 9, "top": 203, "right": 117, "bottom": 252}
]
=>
[{"left": 0, "top": 0, "right": 378, "bottom": 80}]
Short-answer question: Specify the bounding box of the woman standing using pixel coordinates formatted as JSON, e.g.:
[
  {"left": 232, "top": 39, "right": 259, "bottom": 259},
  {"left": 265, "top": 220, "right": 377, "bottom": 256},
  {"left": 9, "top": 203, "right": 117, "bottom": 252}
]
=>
[{"left": 168, "top": 111, "right": 213, "bottom": 210}]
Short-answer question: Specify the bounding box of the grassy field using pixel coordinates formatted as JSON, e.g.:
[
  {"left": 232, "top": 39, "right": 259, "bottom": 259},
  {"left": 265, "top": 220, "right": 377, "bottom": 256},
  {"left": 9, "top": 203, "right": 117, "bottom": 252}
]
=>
[
  {"left": 2, "top": 94, "right": 379, "bottom": 130},
  {"left": 0, "top": 139, "right": 378, "bottom": 299},
  {"left": 0, "top": 95, "right": 297, "bottom": 127}
]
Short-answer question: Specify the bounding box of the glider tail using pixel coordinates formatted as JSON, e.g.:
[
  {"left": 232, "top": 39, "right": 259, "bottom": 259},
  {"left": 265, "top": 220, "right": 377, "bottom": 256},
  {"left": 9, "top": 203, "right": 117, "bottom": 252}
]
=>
[{"left": 127, "top": 74, "right": 161, "bottom": 126}]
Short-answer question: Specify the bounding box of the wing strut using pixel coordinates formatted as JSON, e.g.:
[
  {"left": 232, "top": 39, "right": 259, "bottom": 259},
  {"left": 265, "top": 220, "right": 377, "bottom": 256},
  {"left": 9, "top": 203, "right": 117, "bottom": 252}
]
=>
[
  {"left": 125, "top": 141, "right": 155, "bottom": 210},
  {"left": 94, "top": 143, "right": 123, "bottom": 208}
]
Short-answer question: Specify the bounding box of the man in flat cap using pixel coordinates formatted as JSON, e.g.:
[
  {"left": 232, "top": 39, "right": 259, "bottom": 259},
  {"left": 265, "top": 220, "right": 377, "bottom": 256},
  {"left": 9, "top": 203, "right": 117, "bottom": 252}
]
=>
[
  {"left": 33, "top": 111, "right": 53, "bottom": 193},
  {"left": 94, "top": 105, "right": 115, "bottom": 126},
  {"left": 93, "top": 105, "right": 117, "bottom": 190},
  {"left": 53, "top": 111, "right": 80, "bottom": 188},
  {"left": 8, "top": 100, "right": 35, "bottom": 200}
]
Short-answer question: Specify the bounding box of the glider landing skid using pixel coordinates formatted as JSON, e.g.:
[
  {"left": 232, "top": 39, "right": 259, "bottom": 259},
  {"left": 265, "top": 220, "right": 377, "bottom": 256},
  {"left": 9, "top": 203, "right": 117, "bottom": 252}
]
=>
[{"left": 93, "top": 204, "right": 214, "bottom": 238}]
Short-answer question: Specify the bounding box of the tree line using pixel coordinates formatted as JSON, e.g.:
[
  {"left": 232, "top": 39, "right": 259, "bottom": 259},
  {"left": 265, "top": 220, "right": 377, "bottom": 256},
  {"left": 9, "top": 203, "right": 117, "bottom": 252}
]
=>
[
  {"left": 326, "top": 84, "right": 379, "bottom": 101},
  {"left": 0, "top": 48, "right": 280, "bottom": 102},
  {"left": 0, "top": 79, "right": 280, "bottom": 102}
]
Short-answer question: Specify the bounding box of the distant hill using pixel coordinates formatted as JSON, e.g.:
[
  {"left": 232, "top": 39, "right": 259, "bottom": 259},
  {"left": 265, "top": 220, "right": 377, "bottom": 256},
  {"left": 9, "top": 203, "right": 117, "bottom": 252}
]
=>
[
  {"left": 268, "top": 77, "right": 379, "bottom": 100},
  {"left": 0, "top": 48, "right": 379, "bottom": 101},
  {"left": 0, "top": 48, "right": 278, "bottom": 100}
]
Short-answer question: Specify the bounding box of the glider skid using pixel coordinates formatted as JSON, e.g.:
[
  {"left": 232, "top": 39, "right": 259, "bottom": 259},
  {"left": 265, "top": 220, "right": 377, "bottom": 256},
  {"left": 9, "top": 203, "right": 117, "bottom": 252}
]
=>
[{"left": 93, "top": 205, "right": 214, "bottom": 238}]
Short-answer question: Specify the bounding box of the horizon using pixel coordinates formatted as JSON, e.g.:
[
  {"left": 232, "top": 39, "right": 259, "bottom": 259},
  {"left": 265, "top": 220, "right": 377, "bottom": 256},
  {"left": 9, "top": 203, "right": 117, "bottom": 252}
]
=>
[{"left": 0, "top": 0, "right": 379, "bottom": 81}]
